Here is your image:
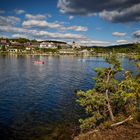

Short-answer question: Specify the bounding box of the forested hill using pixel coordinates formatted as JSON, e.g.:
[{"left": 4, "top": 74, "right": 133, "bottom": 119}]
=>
[{"left": 90, "top": 43, "right": 140, "bottom": 53}]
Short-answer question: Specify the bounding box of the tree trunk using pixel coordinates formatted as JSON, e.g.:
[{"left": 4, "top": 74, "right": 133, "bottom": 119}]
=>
[
  {"left": 105, "top": 89, "right": 115, "bottom": 121},
  {"left": 136, "top": 94, "right": 140, "bottom": 112},
  {"left": 105, "top": 69, "right": 115, "bottom": 121},
  {"left": 111, "top": 115, "right": 133, "bottom": 127}
]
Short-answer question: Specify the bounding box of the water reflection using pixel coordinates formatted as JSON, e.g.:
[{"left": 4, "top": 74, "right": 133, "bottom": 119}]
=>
[{"left": 0, "top": 55, "right": 138, "bottom": 140}]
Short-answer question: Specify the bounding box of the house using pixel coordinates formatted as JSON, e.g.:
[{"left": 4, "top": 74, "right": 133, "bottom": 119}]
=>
[
  {"left": 24, "top": 42, "right": 32, "bottom": 47},
  {"left": 0, "top": 39, "right": 7, "bottom": 44},
  {"left": 8, "top": 41, "right": 24, "bottom": 52},
  {"left": 56, "top": 42, "right": 71, "bottom": 49},
  {"left": 0, "top": 39, "right": 9, "bottom": 48},
  {"left": 31, "top": 42, "right": 40, "bottom": 48},
  {"left": 72, "top": 41, "right": 81, "bottom": 49},
  {"left": 79, "top": 49, "right": 90, "bottom": 55},
  {"left": 59, "top": 49, "right": 75, "bottom": 54},
  {"left": 10, "top": 41, "right": 22, "bottom": 47},
  {"left": 40, "top": 42, "right": 57, "bottom": 49},
  {"left": 8, "top": 48, "right": 23, "bottom": 53},
  {"left": 25, "top": 46, "right": 32, "bottom": 51}
]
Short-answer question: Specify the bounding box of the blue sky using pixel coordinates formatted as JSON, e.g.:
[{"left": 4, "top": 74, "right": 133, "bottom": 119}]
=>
[{"left": 0, "top": 0, "right": 140, "bottom": 46}]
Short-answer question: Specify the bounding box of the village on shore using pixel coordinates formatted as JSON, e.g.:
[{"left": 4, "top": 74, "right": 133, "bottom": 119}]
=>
[
  {"left": 0, "top": 38, "right": 140, "bottom": 57},
  {"left": 0, "top": 38, "right": 93, "bottom": 55}
]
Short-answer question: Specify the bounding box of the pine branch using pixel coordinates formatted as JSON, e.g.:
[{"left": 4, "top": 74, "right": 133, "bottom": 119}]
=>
[{"left": 111, "top": 116, "right": 133, "bottom": 127}]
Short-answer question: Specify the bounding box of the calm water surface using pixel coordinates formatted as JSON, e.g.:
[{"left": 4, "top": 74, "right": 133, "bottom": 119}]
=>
[{"left": 0, "top": 55, "right": 138, "bottom": 140}]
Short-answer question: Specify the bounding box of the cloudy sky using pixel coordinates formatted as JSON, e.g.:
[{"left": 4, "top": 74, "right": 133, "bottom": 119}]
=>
[{"left": 0, "top": 0, "right": 140, "bottom": 46}]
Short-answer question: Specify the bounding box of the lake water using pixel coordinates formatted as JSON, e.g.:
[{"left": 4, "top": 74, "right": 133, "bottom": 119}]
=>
[{"left": 0, "top": 55, "right": 138, "bottom": 140}]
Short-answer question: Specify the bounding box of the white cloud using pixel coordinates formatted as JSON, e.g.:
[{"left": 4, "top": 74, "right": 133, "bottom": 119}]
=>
[
  {"left": 133, "top": 30, "right": 140, "bottom": 38},
  {"left": 69, "top": 16, "right": 74, "bottom": 20},
  {"left": 12, "top": 34, "right": 29, "bottom": 39},
  {"left": 77, "top": 39, "right": 110, "bottom": 46},
  {"left": 0, "top": 26, "right": 28, "bottom": 33},
  {"left": 116, "top": 40, "right": 129, "bottom": 44},
  {"left": 46, "top": 14, "right": 52, "bottom": 18},
  {"left": 15, "top": 9, "right": 25, "bottom": 14},
  {"left": 33, "top": 31, "right": 86, "bottom": 40},
  {"left": 0, "top": 16, "right": 21, "bottom": 26},
  {"left": 112, "top": 32, "right": 126, "bottom": 37},
  {"left": 61, "top": 26, "right": 88, "bottom": 32},
  {"left": 22, "top": 19, "right": 88, "bottom": 32},
  {"left": 0, "top": 25, "right": 85, "bottom": 40},
  {"left": 22, "top": 20, "right": 62, "bottom": 29},
  {"left": 25, "top": 14, "right": 46, "bottom": 20}
]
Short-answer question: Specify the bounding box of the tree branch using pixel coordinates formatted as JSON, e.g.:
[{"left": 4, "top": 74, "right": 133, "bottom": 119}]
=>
[{"left": 111, "top": 116, "right": 133, "bottom": 127}]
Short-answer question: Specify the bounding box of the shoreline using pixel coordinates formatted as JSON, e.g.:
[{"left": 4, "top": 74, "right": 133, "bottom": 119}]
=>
[
  {"left": 0, "top": 52, "right": 138, "bottom": 56},
  {"left": 74, "top": 122, "right": 140, "bottom": 140}
]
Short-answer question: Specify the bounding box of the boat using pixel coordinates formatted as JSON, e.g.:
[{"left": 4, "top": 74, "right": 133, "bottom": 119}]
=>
[{"left": 34, "top": 60, "right": 44, "bottom": 64}]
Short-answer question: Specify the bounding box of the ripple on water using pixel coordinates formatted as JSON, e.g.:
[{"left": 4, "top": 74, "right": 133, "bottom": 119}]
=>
[{"left": 0, "top": 55, "right": 138, "bottom": 140}]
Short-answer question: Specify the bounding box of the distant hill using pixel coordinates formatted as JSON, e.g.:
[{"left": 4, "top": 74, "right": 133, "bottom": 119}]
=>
[
  {"left": 39, "top": 40, "right": 67, "bottom": 44},
  {"left": 89, "top": 43, "right": 135, "bottom": 48},
  {"left": 107, "top": 43, "right": 135, "bottom": 48},
  {"left": 88, "top": 43, "right": 140, "bottom": 53}
]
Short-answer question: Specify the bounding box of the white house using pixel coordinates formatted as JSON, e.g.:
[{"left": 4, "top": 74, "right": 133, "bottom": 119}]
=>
[
  {"left": 72, "top": 42, "right": 81, "bottom": 49},
  {"left": 40, "top": 42, "right": 57, "bottom": 49}
]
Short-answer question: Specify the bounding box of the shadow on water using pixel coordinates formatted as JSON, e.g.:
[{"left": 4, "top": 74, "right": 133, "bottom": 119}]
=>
[{"left": 0, "top": 122, "right": 79, "bottom": 140}]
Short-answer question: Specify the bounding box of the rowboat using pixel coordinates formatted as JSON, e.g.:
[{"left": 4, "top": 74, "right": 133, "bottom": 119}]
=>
[{"left": 34, "top": 61, "right": 44, "bottom": 64}]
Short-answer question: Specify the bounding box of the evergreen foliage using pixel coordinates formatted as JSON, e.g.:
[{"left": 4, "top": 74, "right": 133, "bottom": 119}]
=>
[
  {"left": 92, "top": 43, "right": 140, "bottom": 54},
  {"left": 77, "top": 54, "right": 140, "bottom": 131}
]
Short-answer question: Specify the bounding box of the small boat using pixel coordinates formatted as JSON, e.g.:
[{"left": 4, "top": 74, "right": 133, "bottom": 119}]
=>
[{"left": 34, "top": 60, "right": 44, "bottom": 64}]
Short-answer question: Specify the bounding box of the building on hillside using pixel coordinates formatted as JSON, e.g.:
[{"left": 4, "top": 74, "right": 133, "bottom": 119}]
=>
[
  {"left": 39, "top": 41, "right": 71, "bottom": 49},
  {"left": 79, "top": 49, "right": 90, "bottom": 55},
  {"left": 0, "top": 40, "right": 9, "bottom": 48},
  {"left": 72, "top": 41, "right": 81, "bottom": 49},
  {"left": 8, "top": 48, "right": 23, "bottom": 53},
  {"left": 40, "top": 42, "right": 57, "bottom": 49},
  {"left": 25, "top": 46, "right": 33, "bottom": 51},
  {"left": 24, "top": 42, "right": 32, "bottom": 47},
  {"left": 31, "top": 42, "right": 40, "bottom": 48},
  {"left": 1, "top": 40, "right": 7, "bottom": 44},
  {"left": 10, "top": 41, "right": 22, "bottom": 47},
  {"left": 59, "top": 49, "right": 75, "bottom": 54},
  {"left": 55, "top": 42, "right": 71, "bottom": 49},
  {"left": 8, "top": 41, "right": 25, "bottom": 51}
]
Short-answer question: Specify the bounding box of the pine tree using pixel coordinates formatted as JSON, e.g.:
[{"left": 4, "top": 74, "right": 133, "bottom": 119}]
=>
[
  {"left": 77, "top": 55, "right": 122, "bottom": 131},
  {"left": 77, "top": 54, "right": 140, "bottom": 131}
]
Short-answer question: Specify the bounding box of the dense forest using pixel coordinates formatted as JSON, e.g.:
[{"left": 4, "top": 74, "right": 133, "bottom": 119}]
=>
[{"left": 91, "top": 43, "right": 140, "bottom": 54}]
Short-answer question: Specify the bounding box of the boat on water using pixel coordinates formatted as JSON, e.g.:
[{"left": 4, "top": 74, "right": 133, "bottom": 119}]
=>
[{"left": 34, "top": 60, "right": 44, "bottom": 64}]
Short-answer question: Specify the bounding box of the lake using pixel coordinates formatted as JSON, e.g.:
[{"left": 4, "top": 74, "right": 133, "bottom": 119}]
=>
[{"left": 0, "top": 55, "right": 138, "bottom": 140}]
